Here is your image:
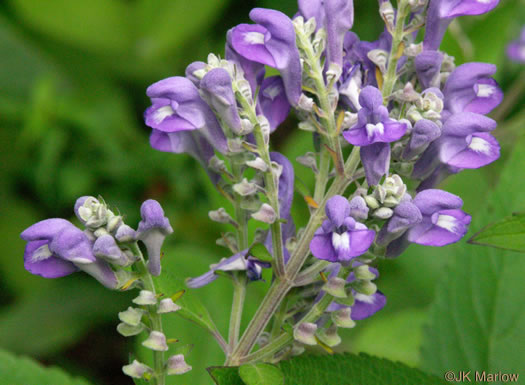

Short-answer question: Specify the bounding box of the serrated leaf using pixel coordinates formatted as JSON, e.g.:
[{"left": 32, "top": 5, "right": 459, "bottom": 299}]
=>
[
  {"left": 421, "top": 135, "right": 525, "bottom": 378},
  {"left": 249, "top": 243, "right": 274, "bottom": 263},
  {"left": 0, "top": 348, "right": 93, "bottom": 385},
  {"left": 239, "top": 363, "right": 284, "bottom": 385},
  {"left": 468, "top": 212, "right": 525, "bottom": 252},
  {"left": 209, "top": 353, "right": 446, "bottom": 385}
]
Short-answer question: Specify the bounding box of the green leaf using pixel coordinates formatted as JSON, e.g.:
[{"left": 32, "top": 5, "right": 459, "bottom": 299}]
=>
[
  {"left": 239, "top": 363, "right": 284, "bottom": 385},
  {"left": 209, "top": 353, "right": 446, "bottom": 385},
  {"left": 249, "top": 243, "right": 274, "bottom": 263},
  {"left": 0, "top": 348, "right": 93, "bottom": 385},
  {"left": 468, "top": 212, "right": 525, "bottom": 252},
  {"left": 421, "top": 134, "right": 525, "bottom": 378}
]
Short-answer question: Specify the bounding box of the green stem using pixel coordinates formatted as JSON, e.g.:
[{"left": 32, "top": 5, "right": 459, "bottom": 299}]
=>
[
  {"left": 133, "top": 244, "right": 165, "bottom": 385},
  {"left": 314, "top": 146, "right": 332, "bottom": 203},
  {"left": 381, "top": 0, "right": 410, "bottom": 100},
  {"left": 228, "top": 147, "right": 361, "bottom": 364}
]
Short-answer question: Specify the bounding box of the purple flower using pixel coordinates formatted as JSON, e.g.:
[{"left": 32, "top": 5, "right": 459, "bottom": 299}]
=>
[
  {"left": 185, "top": 61, "right": 207, "bottom": 87},
  {"left": 186, "top": 250, "right": 271, "bottom": 288},
  {"left": 199, "top": 68, "right": 243, "bottom": 135},
  {"left": 144, "top": 76, "right": 227, "bottom": 179},
  {"left": 21, "top": 219, "right": 118, "bottom": 289},
  {"left": 415, "top": 51, "right": 444, "bottom": 90},
  {"left": 310, "top": 196, "right": 375, "bottom": 263},
  {"left": 343, "top": 86, "right": 407, "bottom": 185},
  {"left": 325, "top": 264, "right": 386, "bottom": 320},
  {"left": 257, "top": 76, "right": 291, "bottom": 132},
  {"left": 229, "top": 8, "right": 302, "bottom": 105},
  {"left": 507, "top": 27, "right": 525, "bottom": 63},
  {"left": 298, "top": 0, "right": 354, "bottom": 67},
  {"left": 377, "top": 201, "right": 422, "bottom": 246},
  {"left": 424, "top": 0, "right": 500, "bottom": 50},
  {"left": 443, "top": 63, "right": 503, "bottom": 116},
  {"left": 413, "top": 112, "right": 499, "bottom": 179},
  {"left": 136, "top": 200, "right": 173, "bottom": 276},
  {"left": 402, "top": 119, "right": 442, "bottom": 160},
  {"left": 407, "top": 189, "right": 471, "bottom": 246}
]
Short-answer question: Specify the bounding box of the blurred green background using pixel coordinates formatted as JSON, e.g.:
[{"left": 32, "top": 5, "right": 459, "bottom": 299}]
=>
[{"left": 1, "top": 0, "right": 525, "bottom": 384}]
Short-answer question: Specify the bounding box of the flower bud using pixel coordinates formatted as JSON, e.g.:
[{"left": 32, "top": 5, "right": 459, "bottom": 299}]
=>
[
  {"left": 331, "top": 307, "right": 356, "bottom": 328},
  {"left": 298, "top": 94, "right": 314, "bottom": 112},
  {"left": 298, "top": 121, "right": 317, "bottom": 132},
  {"left": 142, "top": 331, "right": 169, "bottom": 351},
  {"left": 158, "top": 298, "right": 182, "bottom": 314},
  {"left": 118, "top": 306, "right": 143, "bottom": 326},
  {"left": 364, "top": 195, "right": 380, "bottom": 210},
  {"left": 373, "top": 207, "right": 394, "bottom": 219},
  {"left": 317, "top": 324, "right": 341, "bottom": 347},
  {"left": 233, "top": 179, "right": 258, "bottom": 196},
  {"left": 167, "top": 354, "right": 192, "bottom": 375},
  {"left": 294, "top": 322, "right": 318, "bottom": 346},
  {"left": 296, "top": 152, "right": 318, "bottom": 173},
  {"left": 367, "top": 49, "right": 388, "bottom": 73},
  {"left": 322, "top": 277, "right": 348, "bottom": 298},
  {"left": 246, "top": 157, "right": 268, "bottom": 172},
  {"left": 122, "top": 360, "right": 153, "bottom": 379},
  {"left": 251, "top": 203, "right": 277, "bottom": 224},
  {"left": 115, "top": 225, "right": 136, "bottom": 243},
  {"left": 208, "top": 208, "right": 235, "bottom": 224},
  {"left": 352, "top": 280, "right": 377, "bottom": 296},
  {"left": 348, "top": 196, "right": 369, "bottom": 220},
  {"left": 117, "top": 322, "right": 145, "bottom": 337},
  {"left": 132, "top": 290, "right": 157, "bottom": 306}
]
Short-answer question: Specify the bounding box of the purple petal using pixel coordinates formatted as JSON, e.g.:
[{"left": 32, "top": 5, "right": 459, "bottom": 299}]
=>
[
  {"left": 249, "top": 8, "right": 302, "bottom": 105},
  {"left": 443, "top": 132, "right": 500, "bottom": 169},
  {"left": 231, "top": 23, "right": 277, "bottom": 67},
  {"left": 377, "top": 201, "right": 422, "bottom": 246},
  {"left": 358, "top": 86, "right": 383, "bottom": 112},
  {"left": 466, "top": 78, "right": 503, "bottom": 115},
  {"left": 186, "top": 270, "right": 219, "bottom": 288},
  {"left": 138, "top": 200, "right": 172, "bottom": 234},
  {"left": 412, "top": 189, "right": 463, "bottom": 215},
  {"left": 507, "top": 42, "right": 525, "bottom": 63},
  {"left": 77, "top": 259, "right": 119, "bottom": 289},
  {"left": 21, "top": 218, "right": 72, "bottom": 242},
  {"left": 351, "top": 291, "right": 387, "bottom": 320},
  {"left": 185, "top": 61, "right": 206, "bottom": 87},
  {"left": 415, "top": 50, "right": 443, "bottom": 89},
  {"left": 24, "top": 240, "right": 78, "bottom": 278},
  {"left": 408, "top": 209, "right": 471, "bottom": 246},
  {"left": 200, "top": 68, "right": 242, "bottom": 135},
  {"left": 325, "top": 195, "right": 351, "bottom": 228},
  {"left": 324, "top": 0, "right": 354, "bottom": 67},
  {"left": 49, "top": 225, "right": 96, "bottom": 264},
  {"left": 360, "top": 143, "right": 391, "bottom": 186},
  {"left": 258, "top": 76, "right": 290, "bottom": 132},
  {"left": 346, "top": 228, "right": 376, "bottom": 258},
  {"left": 310, "top": 232, "right": 338, "bottom": 262},
  {"left": 442, "top": 0, "right": 500, "bottom": 18},
  {"left": 442, "top": 112, "right": 496, "bottom": 136},
  {"left": 403, "top": 119, "right": 441, "bottom": 159}
]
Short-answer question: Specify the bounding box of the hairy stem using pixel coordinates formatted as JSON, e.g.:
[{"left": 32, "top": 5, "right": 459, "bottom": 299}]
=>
[
  {"left": 228, "top": 148, "right": 361, "bottom": 364},
  {"left": 381, "top": 0, "right": 410, "bottom": 99}
]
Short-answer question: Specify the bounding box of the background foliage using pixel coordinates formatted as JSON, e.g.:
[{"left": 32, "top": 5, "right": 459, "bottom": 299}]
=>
[{"left": 1, "top": 0, "right": 524, "bottom": 384}]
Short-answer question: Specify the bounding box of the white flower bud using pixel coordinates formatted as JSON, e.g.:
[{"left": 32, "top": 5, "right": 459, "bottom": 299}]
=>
[
  {"left": 158, "top": 298, "right": 182, "bottom": 314},
  {"left": 373, "top": 207, "right": 394, "bottom": 219},
  {"left": 118, "top": 306, "right": 143, "bottom": 326},
  {"left": 117, "top": 322, "right": 145, "bottom": 337},
  {"left": 294, "top": 322, "right": 318, "bottom": 346},
  {"left": 353, "top": 280, "right": 377, "bottom": 296},
  {"left": 122, "top": 360, "right": 153, "bottom": 379},
  {"left": 364, "top": 195, "right": 380, "bottom": 209},
  {"left": 296, "top": 152, "right": 318, "bottom": 173},
  {"left": 246, "top": 157, "right": 268, "bottom": 172},
  {"left": 331, "top": 307, "right": 356, "bottom": 328},
  {"left": 354, "top": 265, "right": 376, "bottom": 281},
  {"left": 322, "top": 277, "right": 348, "bottom": 298},
  {"left": 298, "top": 94, "right": 315, "bottom": 112},
  {"left": 167, "top": 354, "right": 192, "bottom": 375},
  {"left": 142, "top": 331, "right": 169, "bottom": 351},
  {"left": 251, "top": 203, "right": 277, "bottom": 224},
  {"left": 317, "top": 324, "right": 341, "bottom": 347},
  {"left": 233, "top": 178, "right": 258, "bottom": 196},
  {"left": 132, "top": 290, "right": 157, "bottom": 306},
  {"left": 209, "top": 208, "right": 235, "bottom": 224}
]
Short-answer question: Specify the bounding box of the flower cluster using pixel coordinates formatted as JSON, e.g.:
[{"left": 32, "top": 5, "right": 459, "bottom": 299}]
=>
[{"left": 139, "top": 0, "right": 503, "bottom": 362}]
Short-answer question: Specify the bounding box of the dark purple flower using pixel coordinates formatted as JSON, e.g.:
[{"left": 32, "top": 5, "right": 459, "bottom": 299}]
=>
[
  {"left": 257, "top": 76, "right": 291, "bottom": 132},
  {"left": 408, "top": 189, "right": 471, "bottom": 246},
  {"left": 136, "top": 200, "right": 173, "bottom": 276},
  {"left": 507, "top": 27, "right": 525, "bottom": 63},
  {"left": 443, "top": 63, "right": 503, "bottom": 116},
  {"left": 298, "top": 0, "right": 354, "bottom": 68},
  {"left": 144, "top": 76, "right": 227, "bottom": 178},
  {"left": 310, "top": 196, "right": 375, "bottom": 263},
  {"left": 402, "top": 119, "right": 442, "bottom": 160},
  {"left": 229, "top": 8, "right": 302, "bottom": 105},
  {"left": 186, "top": 250, "right": 271, "bottom": 288},
  {"left": 377, "top": 201, "right": 422, "bottom": 246},
  {"left": 21, "top": 219, "right": 118, "bottom": 288},
  {"left": 424, "top": 0, "right": 500, "bottom": 50},
  {"left": 343, "top": 86, "right": 407, "bottom": 186}
]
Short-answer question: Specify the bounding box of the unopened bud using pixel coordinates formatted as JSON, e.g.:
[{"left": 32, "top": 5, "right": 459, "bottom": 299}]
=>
[
  {"left": 132, "top": 290, "right": 157, "bottom": 306},
  {"left": 296, "top": 152, "right": 318, "bottom": 173},
  {"left": 115, "top": 225, "right": 136, "bottom": 243},
  {"left": 364, "top": 195, "right": 380, "bottom": 209},
  {"left": 117, "top": 322, "right": 145, "bottom": 337},
  {"left": 298, "top": 120, "right": 317, "bottom": 132},
  {"left": 246, "top": 157, "right": 268, "bottom": 172},
  {"left": 373, "top": 207, "right": 394, "bottom": 219},
  {"left": 233, "top": 179, "right": 258, "bottom": 196},
  {"left": 367, "top": 49, "right": 388, "bottom": 73},
  {"left": 122, "top": 360, "right": 153, "bottom": 379},
  {"left": 352, "top": 280, "right": 377, "bottom": 296},
  {"left": 167, "top": 354, "right": 192, "bottom": 375},
  {"left": 298, "top": 94, "right": 315, "bottom": 112},
  {"left": 354, "top": 265, "right": 376, "bottom": 281},
  {"left": 118, "top": 307, "right": 143, "bottom": 327},
  {"left": 331, "top": 307, "right": 356, "bottom": 328},
  {"left": 317, "top": 324, "right": 341, "bottom": 347},
  {"left": 209, "top": 208, "right": 235, "bottom": 224},
  {"left": 251, "top": 203, "right": 277, "bottom": 224},
  {"left": 294, "top": 322, "right": 318, "bottom": 345},
  {"left": 142, "top": 331, "right": 169, "bottom": 351},
  {"left": 158, "top": 298, "right": 182, "bottom": 314},
  {"left": 322, "top": 277, "right": 348, "bottom": 298}
]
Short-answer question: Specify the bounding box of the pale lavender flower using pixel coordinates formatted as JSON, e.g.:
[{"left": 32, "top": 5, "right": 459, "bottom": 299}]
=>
[
  {"left": 229, "top": 8, "right": 302, "bottom": 105},
  {"left": 257, "top": 76, "right": 291, "bottom": 131},
  {"left": 310, "top": 196, "right": 375, "bottom": 263}
]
